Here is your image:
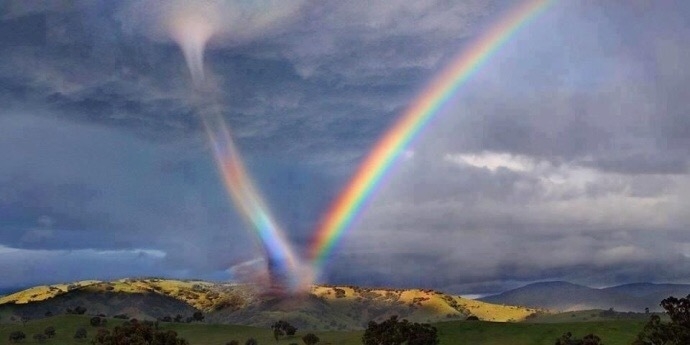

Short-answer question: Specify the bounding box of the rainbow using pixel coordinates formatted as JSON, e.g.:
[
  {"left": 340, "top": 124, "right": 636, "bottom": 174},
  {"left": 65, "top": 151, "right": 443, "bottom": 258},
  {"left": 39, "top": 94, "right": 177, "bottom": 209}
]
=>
[
  {"left": 309, "top": 0, "right": 554, "bottom": 268},
  {"left": 202, "top": 113, "right": 300, "bottom": 287}
]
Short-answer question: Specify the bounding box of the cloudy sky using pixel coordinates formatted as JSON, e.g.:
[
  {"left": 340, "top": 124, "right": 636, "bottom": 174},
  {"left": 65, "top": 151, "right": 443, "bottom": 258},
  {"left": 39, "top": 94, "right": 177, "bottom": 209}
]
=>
[{"left": 1, "top": 0, "right": 690, "bottom": 295}]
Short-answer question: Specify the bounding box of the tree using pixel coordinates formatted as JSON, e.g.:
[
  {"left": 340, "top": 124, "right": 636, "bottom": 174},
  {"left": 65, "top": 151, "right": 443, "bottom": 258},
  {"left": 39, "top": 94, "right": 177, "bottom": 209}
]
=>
[
  {"left": 362, "top": 315, "right": 439, "bottom": 345},
  {"left": 69, "top": 306, "right": 87, "bottom": 315},
  {"left": 192, "top": 311, "right": 204, "bottom": 322},
  {"left": 44, "top": 326, "right": 56, "bottom": 338},
  {"left": 8, "top": 331, "right": 26, "bottom": 343},
  {"left": 91, "top": 318, "right": 189, "bottom": 345},
  {"left": 273, "top": 328, "right": 284, "bottom": 341},
  {"left": 635, "top": 294, "right": 690, "bottom": 345},
  {"left": 33, "top": 334, "right": 47, "bottom": 343},
  {"left": 245, "top": 338, "right": 258, "bottom": 345},
  {"left": 90, "top": 316, "right": 103, "bottom": 327},
  {"left": 74, "top": 328, "right": 88, "bottom": 341},
  {"left": 555, "top": 332, "right": 603, "bottom": 345},
  {"left": 302, "top": 333, "right": 320, "bottom": 345},
  {"left": 271, "top": 320, "right": 297, "bottom": 340}
]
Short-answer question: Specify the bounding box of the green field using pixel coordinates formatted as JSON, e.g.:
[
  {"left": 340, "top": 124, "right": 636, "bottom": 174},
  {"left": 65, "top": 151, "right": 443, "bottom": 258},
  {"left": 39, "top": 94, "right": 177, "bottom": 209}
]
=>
[{"left": 0, "top": 315, "right": 645, "bottom": 345}]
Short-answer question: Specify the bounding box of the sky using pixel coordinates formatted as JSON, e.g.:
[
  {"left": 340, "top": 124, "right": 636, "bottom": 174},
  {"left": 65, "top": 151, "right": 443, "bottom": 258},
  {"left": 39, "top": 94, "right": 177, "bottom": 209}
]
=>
[{"left": 1, "top": 0, "right": 690, "bottom": 295}]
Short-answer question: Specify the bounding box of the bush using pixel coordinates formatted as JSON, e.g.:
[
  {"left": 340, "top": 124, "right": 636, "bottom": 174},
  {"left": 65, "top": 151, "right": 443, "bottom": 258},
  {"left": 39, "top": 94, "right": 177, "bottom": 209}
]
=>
[
  {"left": 74, "top": 328, "right": 88, "bottom": 341},
  {"left": 8, "top": 331, "right": 26, "bottom": 343},
  {"left": 33, "top": 334, "right": 47, "bottom": 343},
  {"left": 245, "top": 338, "right": 258, "bottom": 345},
  {"left": 90, "top": 316, "right": 103, "bottom": 327},
  {"left": 44, "top": 326, "right": 56, "bottom": 338},
  {"left": 192, "top": 311, "right": 204, "bottom": 322},
  {"left": 302, "top": 333, "right": 320, "bottom": 345},
  {"left": 466, "top": 315, "right": 480, "bottom": 321},
  {"left": 555, "top": 332, "right": 602, "bottom": 345}
]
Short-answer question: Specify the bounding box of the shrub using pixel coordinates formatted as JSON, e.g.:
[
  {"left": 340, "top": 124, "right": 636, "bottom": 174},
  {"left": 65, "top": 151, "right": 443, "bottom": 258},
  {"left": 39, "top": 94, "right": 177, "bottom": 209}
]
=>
[
  {"left": 74, "top": 328, "right": 88, "bottom": 340},
  {"left": 44, "top": 326, "right": 56, "bottom": 338},
  {"left": 245, "top": 338, "right": 258, "bottom": 345},
  {"left": 90, "top": 316, "right": 102, "bottom": 327},
  {"left": 33, "top": 334, "right": 47, "bottom": 343},
  {"left": 302, "top": 333, "right": 320, "bottom": 345},
  {"left": 8, "top": 331, "right": 26, "bottom": 343},
  {"left": 555, "top": 332, "right": 602, "bottom": 345}
]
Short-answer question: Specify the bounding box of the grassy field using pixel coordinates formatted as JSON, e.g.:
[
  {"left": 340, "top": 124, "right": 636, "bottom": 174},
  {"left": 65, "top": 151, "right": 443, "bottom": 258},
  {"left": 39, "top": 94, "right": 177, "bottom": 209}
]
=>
[{"left": 0, "top": 315, "right": 646, "bottom": 345}]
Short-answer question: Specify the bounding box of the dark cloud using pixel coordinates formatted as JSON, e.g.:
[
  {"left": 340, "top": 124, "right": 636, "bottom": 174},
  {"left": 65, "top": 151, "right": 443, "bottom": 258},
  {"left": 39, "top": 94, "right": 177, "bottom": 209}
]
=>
[{"left": 1, "top": 0, "right": 690, "bottom": 294}]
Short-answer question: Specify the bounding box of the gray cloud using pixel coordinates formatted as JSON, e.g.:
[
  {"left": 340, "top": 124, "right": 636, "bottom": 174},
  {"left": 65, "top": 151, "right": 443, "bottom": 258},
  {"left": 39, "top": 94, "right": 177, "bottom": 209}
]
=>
[{"left": 1, "top": 0, "right": 690, "bottom": 294}]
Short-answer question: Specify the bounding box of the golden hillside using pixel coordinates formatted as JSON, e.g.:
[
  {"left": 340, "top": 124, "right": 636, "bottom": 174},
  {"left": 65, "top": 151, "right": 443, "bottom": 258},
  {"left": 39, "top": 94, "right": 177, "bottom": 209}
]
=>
[{"left": 0, "top": 279, "right": 543, "bottom": 328}]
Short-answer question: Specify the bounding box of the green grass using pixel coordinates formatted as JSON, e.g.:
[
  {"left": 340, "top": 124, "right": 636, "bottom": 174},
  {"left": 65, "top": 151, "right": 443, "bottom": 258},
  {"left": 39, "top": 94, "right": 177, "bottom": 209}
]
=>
[
  {"left": 0, "top": 315, "right": 646, "bottom": 345},
  {"left": 435, "top": 320, "right": 645, "bottom": 345},
  {"left": 523, "top": 309, "right": 657, "bottom": 323}
]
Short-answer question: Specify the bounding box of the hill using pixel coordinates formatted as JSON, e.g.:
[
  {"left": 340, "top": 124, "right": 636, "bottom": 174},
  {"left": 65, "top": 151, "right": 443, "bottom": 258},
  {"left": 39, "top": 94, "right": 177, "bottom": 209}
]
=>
[
  {"left": 479, "top": 281, "right": 690, "bottom": 312},
  {"left": 0, "top": 279, "right": 539, "bottom": 330}
]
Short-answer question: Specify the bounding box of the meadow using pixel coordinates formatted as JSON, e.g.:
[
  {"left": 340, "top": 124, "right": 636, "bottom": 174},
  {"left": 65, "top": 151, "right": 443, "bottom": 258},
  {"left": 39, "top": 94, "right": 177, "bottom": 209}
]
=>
[{"left": 0, "top": 315, "right": 646, "bottom": 345}]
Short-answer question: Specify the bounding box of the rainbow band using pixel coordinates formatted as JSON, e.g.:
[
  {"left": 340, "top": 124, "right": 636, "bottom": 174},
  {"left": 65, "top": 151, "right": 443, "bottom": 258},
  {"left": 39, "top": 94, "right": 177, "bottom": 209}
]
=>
[
  {"left": 202, "top": 113, "right": 299, "bottom": 283},
  {"left": 309, "top": 0, "right": 554, "bottom": 268}
]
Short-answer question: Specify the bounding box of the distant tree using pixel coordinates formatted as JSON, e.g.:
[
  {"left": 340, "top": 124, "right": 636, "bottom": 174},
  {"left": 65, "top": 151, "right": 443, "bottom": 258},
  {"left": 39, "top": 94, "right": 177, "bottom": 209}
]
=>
[
  {"left": 44, "top": 326, "right": 56, "bottom": 338},
  {"left": 90, "top": 316, "right": 103, "bottom": 327},
  {"left": 91, "top": 318, "right": 189, "bottom": 345},
  {"left": 245, "top": 338, "right": 258, "bottom": 345},
  {"left": 362, "top": 315, "right": 439, "bottom": 345},
  {"left": 74, "top": 306, "right": 87, "bottom": 315},
  {"left": 302, "top": 333, "right": 320, "bottom": 345},
  {"left": 555, "top": 332, "right": 603, "bottom": 345},
  {"left": 271, "top": 320, "right": 297, "bottom": 340},
  {"left": 33, "top": 333, "right": 47, "bottom": 343},
  {"left": 8, "top": 331, "right": 26, "bottom": 343},
  {"left": 635, "top": 294, "right": 690, "bottom": 345},
  {"left": 44, "top": 311, "right": 53, "bottom": 317},
  {"left": 174, "top": 314, "right": 183, "bottom": 322},
  {"left": 160, "top": 316, "right": 172, "bottom": 322},
  {"left": 466, "top": 315, "right": 480, "bottom": 321},
  {"left": 273, "top": 328, "right": 284, "bottom": 341},
  {"left": 192, "top": 311, "right": 204, "bottom": 322},
  {"left": 74, "top": 328, "right": 88, "bottom": 341}
]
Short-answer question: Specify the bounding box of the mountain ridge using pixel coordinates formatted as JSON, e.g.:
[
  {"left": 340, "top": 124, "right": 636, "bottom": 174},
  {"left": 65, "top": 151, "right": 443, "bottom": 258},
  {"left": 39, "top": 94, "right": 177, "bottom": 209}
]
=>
[{"left": 479, "top": 281, "right": 690, "bottom": 312}]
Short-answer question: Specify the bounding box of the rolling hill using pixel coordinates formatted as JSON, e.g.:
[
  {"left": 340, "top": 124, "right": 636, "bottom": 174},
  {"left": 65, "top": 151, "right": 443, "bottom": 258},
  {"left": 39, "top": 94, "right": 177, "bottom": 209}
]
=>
[
  {"left": 479, "top": 281, "right": 690, "bottom": 312},
  {"left": 0, "top": 278, "right": 540, "bottom": 330}
]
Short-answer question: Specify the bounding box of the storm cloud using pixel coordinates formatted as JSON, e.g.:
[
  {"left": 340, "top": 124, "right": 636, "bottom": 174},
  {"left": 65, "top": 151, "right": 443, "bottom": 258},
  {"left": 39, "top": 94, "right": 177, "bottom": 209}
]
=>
[{"left": 1, "top": 0, "right": 690, "bottom": 294}]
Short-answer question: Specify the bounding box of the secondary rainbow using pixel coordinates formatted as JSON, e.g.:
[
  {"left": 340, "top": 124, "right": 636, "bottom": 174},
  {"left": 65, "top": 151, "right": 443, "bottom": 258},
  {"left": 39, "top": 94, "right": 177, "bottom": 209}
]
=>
[{"left": 309, "top": 0, "right": 554, "bottom": 268}]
